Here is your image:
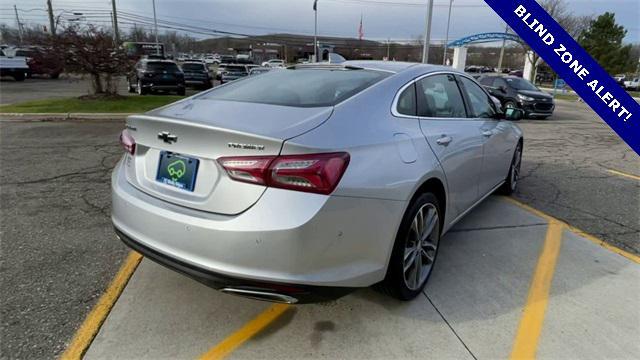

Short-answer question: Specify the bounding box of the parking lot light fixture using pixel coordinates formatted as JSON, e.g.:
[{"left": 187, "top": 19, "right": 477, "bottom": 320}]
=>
[
  {"left": 313, "top": 0, "right": 318, "bottom": 62},
  {"left": 421, "top": 0, "right": 434, "bottom": 64},
  {"left": 152, "top": 0, "right": 160, "bottom": 56}
]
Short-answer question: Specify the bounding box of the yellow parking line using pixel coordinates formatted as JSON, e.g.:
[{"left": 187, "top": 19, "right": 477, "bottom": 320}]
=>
[
  {"left": 59, "top": 251, "right": 143, "bottom": 360},
  {"left": 198, "top": 303, "right": 291, "bottom": 360},
  {"left": 607, "top": 169, "right": 640, "bottom": 181},
  {"left": 510, "top": 221, "right": 564, "bottom": 360},
  {"left": 503, "top": 197, "right": 640, "bottom": 264}
]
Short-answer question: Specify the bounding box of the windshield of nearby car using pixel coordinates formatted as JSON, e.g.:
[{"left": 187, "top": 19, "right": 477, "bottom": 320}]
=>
[
  {"left": 505, "top": 77, "right": 539, "bottom": 91},
  {"left": 182, "top": 63, "right": 205, "bottom": 71},
  {"left": 145, "top": 62, "right": 179, "bottom": 72},
  {"left": 200, "top": 68, "right": 390, "bottom": 107}
]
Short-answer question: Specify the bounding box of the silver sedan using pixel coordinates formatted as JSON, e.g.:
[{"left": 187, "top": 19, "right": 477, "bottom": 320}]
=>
[{"left": 112, "top": 61, "right": 524, "bottom": 304}]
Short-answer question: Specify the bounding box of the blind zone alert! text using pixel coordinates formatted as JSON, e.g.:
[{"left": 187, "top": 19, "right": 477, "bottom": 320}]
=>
[{"left": 514, "top": 4, "right": 633, "bottom": 123}]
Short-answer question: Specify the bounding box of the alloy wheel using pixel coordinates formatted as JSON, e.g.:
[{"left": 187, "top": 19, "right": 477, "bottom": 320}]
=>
[
  {"left": 511, "top": 146, "right": 522, "bottom": 191},
  {"left": 403, "top": 203, "right": 439, "bottom": 290}
]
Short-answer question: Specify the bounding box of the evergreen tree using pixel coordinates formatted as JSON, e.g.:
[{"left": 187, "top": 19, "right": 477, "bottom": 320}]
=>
[{"left": 579, "top": 12, "right": 632, "bottom": 74}]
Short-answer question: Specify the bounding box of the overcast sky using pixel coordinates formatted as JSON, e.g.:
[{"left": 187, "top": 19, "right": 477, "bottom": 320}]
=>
[{"left": 3, "top": 0, "right": 639, "bottom": 43}]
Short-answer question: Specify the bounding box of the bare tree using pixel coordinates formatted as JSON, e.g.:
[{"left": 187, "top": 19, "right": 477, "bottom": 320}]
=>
[
  {"left": 522, "top": 0, "right": 593, "bottom": 79},
  {"left": 56, "top": 25, "right": 132, "bottom": 96}
]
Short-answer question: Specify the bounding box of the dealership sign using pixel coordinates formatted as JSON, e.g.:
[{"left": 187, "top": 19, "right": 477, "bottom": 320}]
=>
[{"left": 483, "top": 0, "right": 640, "bottom": 154}]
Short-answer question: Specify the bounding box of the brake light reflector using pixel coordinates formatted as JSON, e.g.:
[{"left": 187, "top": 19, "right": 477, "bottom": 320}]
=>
[
  {"left": 217, "top": 152, "right": 350, "bottom": 195},
  {"left": 119, "top": 129, "right": 136, "bottom": 155}
]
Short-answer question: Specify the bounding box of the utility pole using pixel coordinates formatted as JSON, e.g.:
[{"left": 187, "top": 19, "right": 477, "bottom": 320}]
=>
[
  {"left": 386, "top": 38, "right": 390, "bottom": 60},
  {"left": 442, "top": 0, "right": 453, "bottom": 65},
  {"left": 421, "top": 0, "right": 434, "bottom": 64},
  {"left": 152, "top": 0, "right": 160, "bottom": 55},
  {"left": 313, "top": 0, "right": 318, "bottom": 62},
  {"left": 46, "top": 0, "right": 55, "bottom": 36},
  {"left": 497, "top": 23, "right": 509, "bottom": 71},
  {"left": 13, "top": 5, "right": 23, "bottom": 44},
  {"left": 111, "top": 0, "right": 120, "bottom": 44}
]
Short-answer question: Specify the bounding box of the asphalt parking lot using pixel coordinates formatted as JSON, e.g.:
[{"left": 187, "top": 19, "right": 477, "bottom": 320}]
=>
[{"left": 0, "top": 100, "right": 638, "bottom": 359}]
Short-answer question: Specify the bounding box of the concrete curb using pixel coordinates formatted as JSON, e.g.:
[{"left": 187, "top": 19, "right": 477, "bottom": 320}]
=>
[{"left": 0, "top": 113, "right": 134, "bottom": 122}]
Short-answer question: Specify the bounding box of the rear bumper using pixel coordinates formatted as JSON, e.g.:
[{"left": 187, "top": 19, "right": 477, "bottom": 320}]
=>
[
  {"left": 116, "top": 228, "right": 353, "bottom": 303},
  {"left": 140, "top": 80, "right": 184, "bottom": 91},
  {"left": 111, "top": 159, "right": 405, "bottom": 290}
]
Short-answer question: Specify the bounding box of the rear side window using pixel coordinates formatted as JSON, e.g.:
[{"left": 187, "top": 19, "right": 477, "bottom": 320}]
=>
[
  {"left": 201, "top": 68, "right": 390, "bottom": 107},
  {"left": 460, "top": 77, "right": 497, "bottom": 118},
  {"left": 492, "top": 78, "right": 508, "bottom": 88},
  {"left": 396, "top": 84, "right": 417, "bottom": 116},
  {"left": 479, "top": 77, "right": 494, "bottom": 86},
  {"left": 416, "top": 74, "right": 466, "bottom": 118}
]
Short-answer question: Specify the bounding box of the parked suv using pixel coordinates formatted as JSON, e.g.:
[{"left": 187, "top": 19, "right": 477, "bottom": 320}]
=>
[
  {"left": 128, "top": 59, "right": 185, "bottom": 95},
  {"left": 181, "top": 61, "right": 212, "bottom": 89},
  {"left": 479, "top": 75, "right": 554, "bottom": 119},
  {"left": 261, "top": 59, "right": 285, "bottom": 68},
  {"left": 219, "top": 64, "right": 250, "bottom": 83}
]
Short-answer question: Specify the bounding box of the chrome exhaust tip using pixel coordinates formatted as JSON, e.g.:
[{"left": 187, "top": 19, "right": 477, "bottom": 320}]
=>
[{"left": 220, "top": 287, "right": 298, "bottom": 304}]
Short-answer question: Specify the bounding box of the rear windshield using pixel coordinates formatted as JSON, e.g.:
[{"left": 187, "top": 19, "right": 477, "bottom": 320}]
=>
[
  {"left": 145, "top": 62, "right": 179, "bottom": 72},
  {"left": 200, "top": 68, "right": 389, "bottom": 107},
  {"left": 225, "top": 65, "right": 247, "bottom": 72},
  {"left": 182, "top": 63, "right": 205, "bottom": 71}
]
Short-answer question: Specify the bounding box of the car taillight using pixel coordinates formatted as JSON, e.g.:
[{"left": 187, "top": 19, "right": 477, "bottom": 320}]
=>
[
  {"left": 217, "top": 152, "right": 350, "bottom": 195},
  {"left": 217, "top": 156, "right": 275, "bottom": 185},
  {"left": 119, "top": 129, "right": 135, "bottom": 155}
]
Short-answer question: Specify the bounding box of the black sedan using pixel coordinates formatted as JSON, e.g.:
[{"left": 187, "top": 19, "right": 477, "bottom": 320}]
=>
[
  {"left": 479, "top": 75, "right": 554, "bottom": 119},
  {"left": 128, "top": 59, "right": 185, "bottom": 96},
  {"left": 181, "top": 61, "right": 212, "bottom": 89}
]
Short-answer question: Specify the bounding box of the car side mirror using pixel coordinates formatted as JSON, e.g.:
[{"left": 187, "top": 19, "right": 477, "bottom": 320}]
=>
[
  {"left": 499, "top": 85, "right": 508, "bottom": 93},
  {"left": 504, "top": 107, "right": 524, "bottom": 121}
]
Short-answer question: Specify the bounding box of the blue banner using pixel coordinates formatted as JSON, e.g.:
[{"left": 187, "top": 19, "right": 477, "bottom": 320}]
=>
[{"left": 483, "top": 0, "right": 640, "bottom": 154}]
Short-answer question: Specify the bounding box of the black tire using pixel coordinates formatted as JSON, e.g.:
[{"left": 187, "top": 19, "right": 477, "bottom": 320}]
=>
[
  {"left": 498, "top": 142, "right": 522, "bottom": 195},
  {"left": 203, "top": 81, "right": 213, "bottom": 89},
  {"left": 128, "top": 80, "right": 135, "bottom": 93},
  {"left": 50, "top": 72, "right": 60, "bottom": 79},
  {"left": 503, "top": 100, "right": 517, "bottom": 111},
  {"left": 377, "top": 192, "right": 441, "bottom": 300},
  {"left": 137, "top": 80, "right": 147, "bottom": 95},
  {"left": 177, "top": 87, "right": 186, "bottom": 96},
  {"left": 13, "top": 72, "right": 25, "bottom": 81}
]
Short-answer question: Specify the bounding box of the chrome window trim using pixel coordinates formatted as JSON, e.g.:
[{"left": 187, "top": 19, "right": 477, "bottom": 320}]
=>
[{"left": 391, "top": 70, "right": 495, "bottom": 120}]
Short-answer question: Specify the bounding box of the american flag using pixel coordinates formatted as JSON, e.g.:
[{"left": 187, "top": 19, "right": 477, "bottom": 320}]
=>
[{"left": 358, "top": 15, "right": 364, "bottom": 40}]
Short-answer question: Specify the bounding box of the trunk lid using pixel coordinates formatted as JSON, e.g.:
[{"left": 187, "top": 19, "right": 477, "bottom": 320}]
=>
[{"left": 123, "top": 99, "right": 333, "bottom": 215}]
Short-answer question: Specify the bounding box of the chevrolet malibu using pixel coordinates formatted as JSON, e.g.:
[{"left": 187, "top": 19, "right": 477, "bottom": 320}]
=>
[{"left": 112, "top": 61, "right": 524, "bottom": 304}]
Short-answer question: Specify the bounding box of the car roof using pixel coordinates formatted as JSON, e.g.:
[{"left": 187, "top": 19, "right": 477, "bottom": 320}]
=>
[{"left": 141, "top": 59, "right": 176, "bottom": 63}]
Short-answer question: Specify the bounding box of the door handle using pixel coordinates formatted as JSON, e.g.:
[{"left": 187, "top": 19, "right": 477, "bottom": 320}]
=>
[
  {"left": 436, "top": 135, "right": 452, "bottom": 146},
  {"left": 482, "top": 130, "right": 493, "bottom": 137}
]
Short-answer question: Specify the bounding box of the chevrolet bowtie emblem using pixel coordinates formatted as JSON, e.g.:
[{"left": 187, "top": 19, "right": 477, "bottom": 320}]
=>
[{"left": 158, "top": 131, "right": 178, "bottom": 144}]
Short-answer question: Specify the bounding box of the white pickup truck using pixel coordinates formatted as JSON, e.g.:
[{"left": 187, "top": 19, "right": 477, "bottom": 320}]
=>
[
  {"left": 623, "top": 78, "right": 639, "bottom": 91},
  {"left": 0, "top": 49, "right": 29, "bottom": 81}
]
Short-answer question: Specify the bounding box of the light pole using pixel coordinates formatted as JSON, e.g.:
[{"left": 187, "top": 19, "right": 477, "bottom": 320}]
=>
[
  {"left": 313, "top": 0, "right": 318, "bottom": 62},
  {"left": 421, "top": 0, "right": 434, "bottom": 64},
  {"left": 497, "top": 23, "right": 509, "bottom": 71},
  {"left": 442, "top": 0, "right": 453, "bottom": 65},
  {"left": 152, "top": 0, "right": 160, "bottom": 56}
]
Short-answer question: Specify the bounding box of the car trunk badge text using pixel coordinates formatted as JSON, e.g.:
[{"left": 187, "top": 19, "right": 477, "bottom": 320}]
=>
[{"left": 228, "top": 143, "right": 265, "bottom": 151}]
